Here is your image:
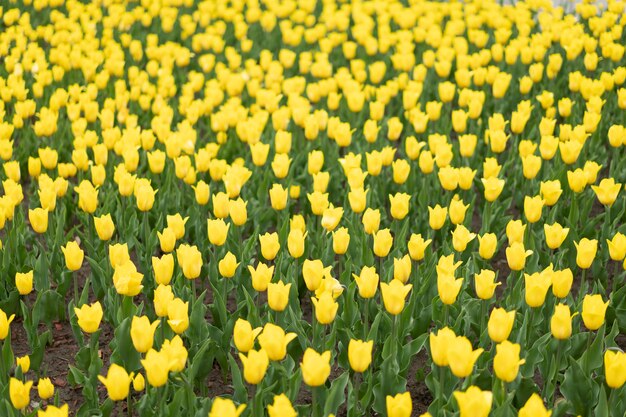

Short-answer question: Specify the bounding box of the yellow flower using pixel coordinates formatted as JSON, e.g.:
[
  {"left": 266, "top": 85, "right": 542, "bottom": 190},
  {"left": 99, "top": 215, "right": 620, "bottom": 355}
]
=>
[
  {"left": 233, "top": 319, "right": 262, "bottom": 353},
  {"left": 176, "top": 244, "right": 203, "bottom": 279},
  {"left": 506, "top": 242, "right": 533, "bottom": 271},
  {"left": 332, "top": 227, "right": 350, "bottom": 255},
  {"left": 163, "top": 214, "right": 186, "bottom": 240},
  {"left": 112, "top": 261, "right": 144, "bottom": 296},
  {"left": 494, "top": 341, "right": 525, "bottom": 382},
  {"left": 321, "top": 205, "right": 343, "bottom": 231},
  {"left": 488, "top": 308, "right": 516, "bottom": 343},
  {"left": 239, "top": 349, "right": 269, "bottom": 385},
  {"left": 477, "top": 233, "right": 497, "bottom": 260},
  {"left": 248, "top": 263, "right": 274, "bottom": 292},
  {"left": 167, "top": 298, "right": 189, "bottom": 334},
  {"left": 16, "top": 355, "right": 30, "bottom": 373},
  {"left": 37, "top": 377, "right": 55, "bottom": 400},
  {"left": 429, "top": 327, "right": 456, "bottom": 366},
  {"left": 525, "top": 271, "right": 552, "bottom": 308},
  {"left": 133, "top": 374, "right": 145, "bottom": 392},
  {"left": 353, "top": 266, "right": 379, "bottom": 299},
  {"left": 269, "top": 184, "right": 288, "bottom": 210},
  {"left": 287, "top": 228, "right": 307, "bottom": 258},
  {"left": 474, "top": 269, "right": 500, "bottom": 300},
  {"left": 130, "top": 316, "right": 159, "bottom": 353},
  {"left": 207, "top": 218, "right": 230, "bottom": 246},
  {"left": 389, "top": 193, "right": 410, "bottom": 220},
  {"left": 98, "top": 364, "right": 132, "bottom": 401},
  {"left": 437, "top": 274, "right": 463, "bottom": 305},
  {"left": 544, "top": 223, "right": 569, "bottom": 249},
  {"left": 208, "top": 397, "right": 246, "bottom": 417},
  {"left": 381, "top": 279, "right": 412, "bottom": 315},
  {"left": 29, "top": 207, "right": 49, "bottom": 234},
  {"left": 348, "top": 339, "right": 373, "bottom": 373},
  {"left": 550, "top": 303, "right": 575, "bottom": 340},
  {"left": 259, "top": 232, "right": 280, "bottom": 261},
  {"left": 592, "top": 178, "right": 621, "bottom": 206},
  {"left": 303, "top": 259, "right": 331, "bottom": 292},
  {"left": 453, "top": 386, "right": 492, "bottom": 417},
  {"left": 267, "top": 281, "right": 291, "bottom": 312},
  {"left": 373, "top": 228, "right": 393, "bottom": 257},
  {"left": 604, "top": 350, "right": 626, "bottom": 389},
  {"left": 408, "top": 234, "right": 432, "bottom": 261},
  {"left": 574, "top": 238, "right": 598, "bottom": 269},
  {"left": 519, "top": 393, "right": 552, "bottom": 417},
  {"left": 311, "top": 291, "right": 339, "bottom": 325},
  {"left": 152, "top": 254, "right": 174, "bottom": 285},
  {"left": 154, "top": 285, "right": 174, "bottom": 318},
  {"left": 481, "top": 177, "right": 505, "bottom": 202},
  {"left": 386, "top": 392, "right": 412, "bottom": 417},
  {"left": 540, "top": 180, "right": 562, "bottom": 206},
  {"left": 448, "top": 336, "right": 483, "bottom": 378},
  {"left": 74, "top": 302, "right": 103, "bottom": 334},
  {"left": 141, "top": 349, "right": 170, "bottom": 387},
  {"left": 362, "top": 208, "right": 381, "bottom": 235},
  {"left": 301, "top": 348, "right": 331, "bottom": 387},
  {"left": 551, "top": 268, "right": 573, "bottom": 298},
  {"left": 607, "top": 232, "right": 626, "bottom": 261},
  {"left": 451, "top": 225, "right": 476, "bottom": 252},
  {"left": 258, "top": 323, "right": 297, "bottom": 362},
  {"left": 9, "top": 378, "right": 33, "bottom": 410},
  {"left": 523, "top": 195, "right": 544, "bottom": 223},
  {"left": 219, "top": 252, "right": 240, "bottom": 278},
  {"left": 267, "top": 394, "right": 297, "bottom": 417},
  {"left": 15, "top": 271, "right": 34, "bottom": 295},
  {"left": 449, "top": 196, "right": 469, "bottom": 225},
  {"left": 61, "top": 240, "right": 84, "bottom": 271},
  {"left": 582, "top": 294, "right": 609, "bottom": 331}
]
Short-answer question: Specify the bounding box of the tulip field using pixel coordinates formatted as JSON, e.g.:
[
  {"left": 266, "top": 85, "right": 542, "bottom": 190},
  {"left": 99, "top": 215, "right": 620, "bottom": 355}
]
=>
[{"left": 2, "top": 0, "right": 626, "bottom": 415}]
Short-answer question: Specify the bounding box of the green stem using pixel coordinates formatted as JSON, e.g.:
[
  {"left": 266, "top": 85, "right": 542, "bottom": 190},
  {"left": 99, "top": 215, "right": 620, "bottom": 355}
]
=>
[
  {"left": 552, "top": 341, "right": 563, "bottom": 406},
  {"left": 584, "top": 331, "right": 593, "bottom": 373},
  {"left": 363, "top": 298, "right": 369, "bottom": 339},
  {"left": 438, "top": 365, "right": 446, "bottom": 408}
]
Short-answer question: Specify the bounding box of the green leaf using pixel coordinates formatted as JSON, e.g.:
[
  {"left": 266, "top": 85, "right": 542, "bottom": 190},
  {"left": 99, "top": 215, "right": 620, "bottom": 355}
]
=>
[
  {"left": 323, "top": 371, "right": 349, "bottom": 416},
  {"left": 560, "top": 358, "right": 599, "bottom": 415}
]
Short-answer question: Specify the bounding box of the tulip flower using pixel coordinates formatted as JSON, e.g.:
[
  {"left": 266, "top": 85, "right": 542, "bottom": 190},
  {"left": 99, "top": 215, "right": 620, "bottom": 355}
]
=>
[
  {"left": 477, "top": 233, "right": 497, "bottom": 260},
  {"left": 604, "top": 350, "right": 626, "bottom": 389},
  {"left": 152, "top": 253, "right": 174, "bottom": 285},
  {"left": 303, "top": 259, "right": 332, "bottom": 292},
  {"left": 506, "top": 242, "right": 533, "bottom": 271},
  {"left": 453, "top": 386, "right": 492, "bottom": 417},
  {"left": 353, "top": 266, "right": 379, "bottom": 299},
  {"left": 551, "top": 268, "right": 572, "bottom": 298},
  {"left": 488, "top": 308, "right": 516, "bottom": 343},
  {"left": 16, "top": 355, "right": 30, "bottom": 373},
  {"left": 258, "top": 323, "right": 297, "bottom": 361},
  {"left": 607, "top": 232, "right": 626, "bottom": 261},
  {"left": 518, "top": 393, "right": 552, "bottom": 417},
  {"left": 167, "top": 298, "right": 189, "bottom": 334},
  {"left": 141, "top": 349, "right": 170, "bottom": 387},
  {"left": 94, "top": 214, "right": 115, "bottom": 241},
  {"left": 207, "top": 218, "right": 230, "bottom": 246},
  {"left": 428, "top": 204, "right": 447, "bottom": 230},
  {"left": 176, "top": 244, "right": 203, "bottom": 279},
  {"left": 447, "top": 336, "right": 484, "bottom": 378},
  {"left": 158, "top": 227, "right": 176, "bottom": 253},
  {"left": 209, "top": 397, "right": 246, "bottom": 417},
  {"left": 481, "top": 177, "right": 505, "bottom": 202},
  {"left": 133, "top": 374, "right": 145, "bottom": 392},
  {"left": 494, "top": 341, "right": 525, "bottom": 382},
  {"left": 550, "top": 303, "right": 576, "bottom": 340},
  {"left": 38, "top": 377, "right": 54, "bottom": 400},
  {"left": 239, "top": 349, "right": 269, "bottom": 385},
  {"left": 386, "top": 392, "right": 412, "bottom": 417},
  {"left": 74, "top": 302, "right": 103, "bottom": 334},
  {"left": 154, "top": 285, "right": 175, "bottom": 318},
  {"left": 287, "top": 228, "right": 307, "bottom": 258},
  {"left": 9, "top": 378, "right": 33, "bottom": 410},
  {"left": 218, "top": 251, "right": 240, "bottom": 278},
  {"left": 332, "top": 227, "right": 350, "bottom": 255},
  {"left": 362, "top": 208, "right": 380, "bottom": 235},
  {"left": 248, "top": 263, "right": 274, "bottom": 292},
  {"left": 451, "top": 224, "right": 476, "bottom": 252},
  {"left": 582, "top": 294, "right": 609, "bottom": 331},
  {"left": 233, "top": 319, "right": 262, "bottom": 353},
  {"left": 311, "top": 291, "right": 339, "bottom": 325},
  {"left": 437, "top": 274, "right": 464, "bottom": 305},
  {"left": 112, "top": 261, "right": 144, "bottom": 296},
  {"left": 29, "top": 207, "right": 49, "bottom": 234},
  {"left": 130, "top": 315, "right": 160, "bottom": 353},
  {"left": 408, "top": 234, "right": 432, "bottom": 261},
  {"left": 348, "top": 339, "right": 373, "bottom": 373},
  {"left": 591, "top": 178, "right": 621, "bottom": 205},
  {"left": 267, "top": 281, "right": 291, "bottom": 312},
  {"left": 389, "top": 192, "right": 410, "bottom": 220},
  {"left": 301, "top": 348, "right": 331, "bottom": 387},
  {"left": 544, "top": 223, "right": 569, "bottom": 249},
  {"left": 259, "top": 232, "right": 280, "bottom": 260},
  {"left": 373, "top": 228, "right": 393, "bottom": 257},
  {"left": 429, "top": 327, "right": 456, "bottom": 367},
  {"left": 380, "top": 279, "right": 412, "bottom": 315},
  {"left": 267, "top": 394, "right": 297, "bottom": 417},
  {"left": 15, "top": 271, "right": 34, "bottom": 295},
  {"left": 98, "top": 364, "right": 132, "bottom": 401},
  {"left": 474, "top": 269, "right": 500, "bottom": 300},
  {"left": 574, "top": 238, "right": 598, "bottom": 269},
  {"left": 524, "top": 271, "right": 552, "bottom": 308}
]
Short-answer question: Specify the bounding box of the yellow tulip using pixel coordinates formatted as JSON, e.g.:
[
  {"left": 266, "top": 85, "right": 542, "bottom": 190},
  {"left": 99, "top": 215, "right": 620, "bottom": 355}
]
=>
[
  {"left": 301, "top": 348, "right": 331, "bottom": 387},
  {"left": 267, "top": 281, "right": 291, "bottom": 312},
  {"left": 429, "top": 327, "right": 456, "bottom": 366},
  {"left": 15, "top": 271, "right": 34, "bottom": 295},
  {"left": 574, "top": 238, "right": 598, "bottom": 269},
  {"left": 386, "top": 392, "right": 412, "bottom": 417},
  {"left": 447, "top": 336, "right": 483, "bottom": 378},
  {"left": 380, "top": 279, "right": 412, "bottom": 315},
  {"left": 98, "top": 364, "right": 132, "bottom": 401},
  {"left": 604, "top": 350, "right": 626, "bottom": 389},
  {"left": 239, "top": 349, "right": 269, "bottom": 385},
  {"left": 74, "top": 302, "right": 103, "bottom": 334},
  {"left": 348, "top": 339, "right": 373, "bottom": 373},
  {"left": 518, "top": 393, "right": 552, "bottom": 417},
  {"left": 582, "top": 294, "right": 609, "bottom": 331},
  {"left": 494, "top": 341, "right": 525, "bottom": 382},
  {"left": 9, "top": 378, "right": 33, "bottom": 410},
  {"left": 453, "top": 386, "right": 492, "bottom": 417}
]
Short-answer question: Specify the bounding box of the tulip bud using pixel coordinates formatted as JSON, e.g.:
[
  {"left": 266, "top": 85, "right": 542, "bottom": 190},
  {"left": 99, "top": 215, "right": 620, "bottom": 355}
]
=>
[
  {"left": 130, "top": 316, "right": 160, "bottom": 353},
  {"left": 37, "top": 377, "right": 54, "bottom": 400},
  {"left": 15, "top": 271, "right": 34, "bottom": 295},
  {"left": 348, "top": 339, "right": 373, "bottom": 373},
  {"left": 574, "top": 238, "right": 598, "bottom": 269},
  {"left": 488, "top": 308, "right": 516, "bottom": 343},
  {"left": 259, "top": 232, "right": 280, "bottom": 261},
  {"left": 604, "top": 350, "right": 626, "bottom": 389},
  {"left": 582, "top": 294, "right": 609, "bottom": 331},
  {"left": 373, "top": 229, "right": 393, "bottom": 257},
  {"left": 494, "top": 341, "right": 525, "bottom": 382},
  {"left": 550, "top": 303, "right": 575, "bottom": 339},
  {"left": 267, "top": 281, "right": 291, "bottom": 312},
  {"left": 301, "top": 348, "right": 331, "bottom": 387}
]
